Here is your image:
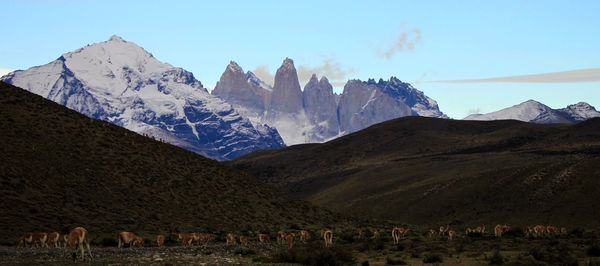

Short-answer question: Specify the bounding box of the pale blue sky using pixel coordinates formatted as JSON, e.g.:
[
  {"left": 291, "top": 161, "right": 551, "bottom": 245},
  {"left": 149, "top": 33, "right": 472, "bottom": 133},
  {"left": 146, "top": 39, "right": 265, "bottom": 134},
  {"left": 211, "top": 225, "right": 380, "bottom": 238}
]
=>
[{"left": 1, "top": 0, "right": 599, "bottom": 118}]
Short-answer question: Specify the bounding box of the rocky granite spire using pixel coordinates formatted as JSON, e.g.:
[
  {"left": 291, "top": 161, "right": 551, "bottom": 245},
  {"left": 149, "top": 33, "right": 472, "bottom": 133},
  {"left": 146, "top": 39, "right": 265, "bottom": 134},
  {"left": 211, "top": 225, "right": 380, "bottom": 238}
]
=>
[
  {"left": 267, "top": 58, "right": 303, "bottom": 119},
  {"left": 303, "top": 74, "right": 339, "bottom": 140},
  {"left": 212, "top": 61, "right": 270, "bottom": 115}
]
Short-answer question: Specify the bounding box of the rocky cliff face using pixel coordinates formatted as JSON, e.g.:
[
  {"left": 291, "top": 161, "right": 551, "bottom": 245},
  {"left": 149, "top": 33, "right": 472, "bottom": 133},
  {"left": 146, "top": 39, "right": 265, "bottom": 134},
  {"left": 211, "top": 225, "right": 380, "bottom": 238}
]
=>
[
  {"left": 211, "top": 60, "right": 447, "bottom": 144},
  {"left": 302, "top": 75, "right": 340, "bottom": 140},
  {"left": 212, "top": 61, "right": 271, "bottom": 123},
  {"left": 337, "top": 79, "right": 413, "bottom": 134},
  {"left": 2, "top": 35, "right": 285, "bottom": 160},
  {"left": 266, "top": 58, "right": 304, "bottom": 119}
]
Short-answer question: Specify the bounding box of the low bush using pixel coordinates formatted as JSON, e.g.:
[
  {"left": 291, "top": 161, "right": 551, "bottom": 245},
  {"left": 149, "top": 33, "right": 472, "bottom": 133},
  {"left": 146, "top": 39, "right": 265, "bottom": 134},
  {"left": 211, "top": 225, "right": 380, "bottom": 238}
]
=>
[
  {"left": 233, "top": 246, "right": 256, "bottom": 256},
  {"left": 588, "top": 242, "right": 600, "bottom": 257},
  {"left": 386, "top": 256, "right": 407, "bottom": 265},
  {"left": 270, "top": 243, "right": 356, "bottom": 266},
  {"left": 423, "top": 253, "right": 443, "bottom": 263},
  {"left": 489, "top": 250, "right": 505, "bottom": 265},
  {"left": 528, "top": 242, "right": 578, "bottom": 266}
]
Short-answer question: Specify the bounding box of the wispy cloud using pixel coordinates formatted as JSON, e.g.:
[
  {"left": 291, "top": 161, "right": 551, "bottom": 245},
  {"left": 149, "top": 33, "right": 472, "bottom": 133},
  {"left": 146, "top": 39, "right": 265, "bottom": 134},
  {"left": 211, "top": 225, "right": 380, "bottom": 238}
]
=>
[
  {"left": 434, "top": 68, "right": 600, "bottom": 84},
  {"left": 0, "top": 68, "right": 12, "bottom": 77},
  {"left": 252, "top": 65, "right": 274, "bottom": 86},
  {"left": 381, "top": 27, "right": 422, "bottom": 59},
  {"left": 252, "top": 57, "right": 356, "bottom": 87}
]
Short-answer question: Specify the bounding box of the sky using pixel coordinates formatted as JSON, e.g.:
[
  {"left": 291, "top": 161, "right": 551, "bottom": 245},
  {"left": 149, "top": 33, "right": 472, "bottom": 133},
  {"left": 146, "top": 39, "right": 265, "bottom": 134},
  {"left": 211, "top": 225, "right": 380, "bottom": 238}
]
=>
[{"left": 1, "top": 0, "right": 599, "bottom": 119}]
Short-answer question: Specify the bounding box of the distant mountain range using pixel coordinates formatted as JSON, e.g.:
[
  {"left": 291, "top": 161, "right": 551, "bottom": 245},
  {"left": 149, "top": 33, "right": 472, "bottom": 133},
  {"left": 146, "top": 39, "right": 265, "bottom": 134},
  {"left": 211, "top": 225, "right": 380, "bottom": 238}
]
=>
[
  {"left": 2, "top": 35, "right": 598, "bottom": 159},
  {"left": 212, "top": 58, "right": 447, "bottom": 144},
  {"left": 464, "top": 100, "right": 600, "bottom": 123}
]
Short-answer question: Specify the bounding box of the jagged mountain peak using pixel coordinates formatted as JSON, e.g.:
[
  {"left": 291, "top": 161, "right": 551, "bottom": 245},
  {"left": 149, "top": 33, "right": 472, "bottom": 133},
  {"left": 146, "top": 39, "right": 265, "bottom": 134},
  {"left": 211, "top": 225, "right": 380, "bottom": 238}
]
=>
[
  {"left": 308, "top": 73, "right": 319, "bottom": 84},
  {"left": 3, "top": 36, "right": 284, "bottom": 160},
  {"left": 281, "top": 57, "right": 295, "bottom": 69},
  {"left": 108, "top": 35, "right": 126, "bottom": 42},
  {"left": 227, "top": 60, "right": 244, "bottom": 73}
]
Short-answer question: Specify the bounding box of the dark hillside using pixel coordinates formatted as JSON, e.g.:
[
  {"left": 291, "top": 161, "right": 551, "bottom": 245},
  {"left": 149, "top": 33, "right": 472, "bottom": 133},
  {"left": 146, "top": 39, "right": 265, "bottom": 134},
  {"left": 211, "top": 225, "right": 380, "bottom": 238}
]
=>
[
  {"left": 0, "top": 82, "right": 337, "bottom": 244},
  {"left": 233, "top": 116, "right": 600, "bottom": 227}
]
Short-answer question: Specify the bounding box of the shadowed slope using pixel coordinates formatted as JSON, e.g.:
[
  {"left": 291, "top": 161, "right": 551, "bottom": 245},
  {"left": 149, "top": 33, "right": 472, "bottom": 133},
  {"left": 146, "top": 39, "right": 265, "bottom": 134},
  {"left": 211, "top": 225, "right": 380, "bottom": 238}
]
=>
[
  {"left": 0, "top": 82, "right": 336, "bottom": 245},
  {"left": 233, "top": 116, "right": 600, "bottom": 227}
]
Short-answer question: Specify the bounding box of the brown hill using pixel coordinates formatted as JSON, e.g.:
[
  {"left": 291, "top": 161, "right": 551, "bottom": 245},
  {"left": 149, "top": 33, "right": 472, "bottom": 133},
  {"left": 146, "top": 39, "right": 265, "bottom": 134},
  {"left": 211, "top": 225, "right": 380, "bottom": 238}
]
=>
[
  {"left": 232, "top": 116, "right": 600, "bottom": 228},
  {"left": 0, "top": 82, "right": 337, "bottom": 245}
]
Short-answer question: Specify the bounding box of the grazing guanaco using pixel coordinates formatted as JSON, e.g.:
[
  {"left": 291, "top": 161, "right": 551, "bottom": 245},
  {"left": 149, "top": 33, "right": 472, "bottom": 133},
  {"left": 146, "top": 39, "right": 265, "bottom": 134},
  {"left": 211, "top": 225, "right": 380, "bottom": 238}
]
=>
[
  {"left": 156, "top": 234, "right": 165, "bottom": 247},
  {"left": 372, "top": 229, "right": 380, "bottom": 239},
  {"left": 560, "top": 227, "right": 568, "bottom": 236},
  {"left": 118, "top": 231, "right": 138, "bottom": 248},
  {"left": 448, "top": 230, "right": 457, "bottom": 241},
  {"left": 32, "top": 232, "right": 49, "bottom": 248},
  {"left": 546, "top": 225, "right": 558, "bottom": 235},
  {"left": 48, "top": 232, "right": 60, "bottom": 248},
  {"left": 62, "top": 234, "right": 68, "bottom": 248},
  {"left": 257, "top": 233, "right": 270, "bottom": 243},
  {"left": 533, "top": 225, "right": 546, "bottom": 237},
  {"left": 526, "top": 226, "right": 534, "bottom": 237},
  {"left": 239, "top": 235, "right": 249, "bottom": 246},
  {"left": 466, "top": 225, "right": 485, "bottom": 236},
  {"left": 321, "top": 229, "right": 333, "bottom": 247},
  {"left": 357, "top": 229, "right": 364, "bottom": 240},
  {"left": 17, "top": 232, "right": 33, "bottom": 248},
  {"left": 298, "top": 230, "right": 310, "bottom": 243},
  {"left": 439, "top": 225, "right": 449, "bottom": 236},
  {"left": 277, "top": 230, "right": 286, "bottom": 245},
  {"left": 132, "top": 236, "right": 144, "bottom": 247},
  {"left": 177, "top": 233, "right": 194, "bottom": 246},
  {"left": 66, "top": 227, "right": 92, "bottom": 261},
  {"left": 428, "top": 229, "right": 436, "bottom": 238},
  {"left": 226, "top": 233, "right": 237, "bottom": 245},
  {"left": 465, "top": 227, "right": 473, "bottom": 235},
  {"left": 476, "top": 225, "right": 486, "bottom": 234},
  {"left": 285, "top": 233, "right": 295, "bottom": 249},
  {"left": 494, "top": 224, "right": 510, "bottom": 237},
  {"left": 391, "top": 228, "right": 401, "bottom": 244}
]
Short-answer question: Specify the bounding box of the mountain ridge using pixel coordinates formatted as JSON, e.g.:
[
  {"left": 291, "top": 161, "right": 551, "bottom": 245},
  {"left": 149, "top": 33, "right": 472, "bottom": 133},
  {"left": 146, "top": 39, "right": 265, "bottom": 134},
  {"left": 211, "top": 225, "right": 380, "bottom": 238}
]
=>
[
  {"left": 464, "top": 99, "right": 600, "bottom": 123},
  {"left": 1, "top": 35, "right": 285, "bottom": 160},
  {"left": 0, "top": 81, "right": 337, "bottom": 244},
  {"left": 232, "top": 116, "right": 600, "bottom": 227}
]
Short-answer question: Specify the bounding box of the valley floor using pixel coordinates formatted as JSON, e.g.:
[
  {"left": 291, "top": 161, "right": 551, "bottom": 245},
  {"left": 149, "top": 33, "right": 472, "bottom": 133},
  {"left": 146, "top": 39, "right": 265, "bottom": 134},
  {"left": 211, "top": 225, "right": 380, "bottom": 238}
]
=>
[{"left": 3, "top": 233, "right": 600, "bottom": 265}]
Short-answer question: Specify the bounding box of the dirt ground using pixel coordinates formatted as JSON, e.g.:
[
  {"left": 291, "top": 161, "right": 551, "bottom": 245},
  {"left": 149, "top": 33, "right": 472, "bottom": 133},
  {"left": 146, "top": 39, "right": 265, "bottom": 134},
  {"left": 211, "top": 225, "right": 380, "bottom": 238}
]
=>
[{"left": 3, "top": 234, "right": 600, "bottom": 265}]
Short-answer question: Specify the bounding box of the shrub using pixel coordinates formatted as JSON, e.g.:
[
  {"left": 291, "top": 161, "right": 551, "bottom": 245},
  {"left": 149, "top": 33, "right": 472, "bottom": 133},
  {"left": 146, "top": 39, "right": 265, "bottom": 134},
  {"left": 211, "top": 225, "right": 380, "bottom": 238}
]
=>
[
  {"left": 99, "top": 237, "right": 118, "bottom": 247},
  {"left": 233, "top": 247, "right": 256, "bottom": 256},
  {"left": 361, "top": 260, "right": 370, "bottom": 266},
  {"left": 489, "top": 250, "right": 505, "bottom": 265},
  {"left": 386, "top": 256, "right": 407, "bottom": 265},
  {"left": 270, "top": 243, "right": 356, "bottom": 266},
  {"left": 588, "top": 242, "right": 600, "bottom": 257},
  {"left": 373, "top": 240, "right": 385, "bottom": 251},
  {"left": 423, "top": 253, "right": 443, "bottom": 263},
  {"left": 391, "top": 243, "right": 405, "bottom": 252},
  {"left": 528, "top": 243, "right": 578, "bottom": 266}
]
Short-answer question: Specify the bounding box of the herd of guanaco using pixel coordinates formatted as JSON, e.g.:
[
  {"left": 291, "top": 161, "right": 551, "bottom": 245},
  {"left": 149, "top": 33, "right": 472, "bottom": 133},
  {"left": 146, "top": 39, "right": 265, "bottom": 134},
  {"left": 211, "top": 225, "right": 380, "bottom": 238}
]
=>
[{"left": 16, "top": 224, "right": 568, "bottom": 261}]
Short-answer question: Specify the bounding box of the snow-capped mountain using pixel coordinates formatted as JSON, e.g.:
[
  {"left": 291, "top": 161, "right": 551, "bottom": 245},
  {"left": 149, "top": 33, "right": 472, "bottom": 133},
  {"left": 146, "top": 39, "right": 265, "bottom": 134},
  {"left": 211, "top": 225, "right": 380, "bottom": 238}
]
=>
[
  {"left": 1, "top": 35, "right": 284, "bottom": 160},
  {"left": 464, "top": 100, "right": 600, "bottom": 123},
  {"left": 211, "top": 59, "right": 447, "bottom": 144},
  {"left": 557, "top": 102, "right": 600, "bottom": 122}
]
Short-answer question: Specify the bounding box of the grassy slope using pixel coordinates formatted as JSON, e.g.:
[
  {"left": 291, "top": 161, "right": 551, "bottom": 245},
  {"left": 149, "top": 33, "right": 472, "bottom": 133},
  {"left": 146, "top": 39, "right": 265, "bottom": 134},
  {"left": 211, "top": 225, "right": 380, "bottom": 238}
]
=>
[
  {"left": 0, "top": 82, "right": 338, "bottom": 244},
  {"left": 233, "top": 116, "right": 600, "bottom": 227}
]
